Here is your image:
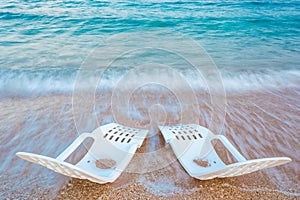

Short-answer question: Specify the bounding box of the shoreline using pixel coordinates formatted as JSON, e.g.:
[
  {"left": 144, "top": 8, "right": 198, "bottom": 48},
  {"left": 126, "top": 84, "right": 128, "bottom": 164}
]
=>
[{"left": 1, "top": 87, "right": 299, "bottom": 199}]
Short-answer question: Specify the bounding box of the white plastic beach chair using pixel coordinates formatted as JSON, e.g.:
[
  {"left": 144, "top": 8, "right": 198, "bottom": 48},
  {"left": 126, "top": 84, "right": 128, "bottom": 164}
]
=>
[
  {"left": 159, "top": 124, "right": 291, "bottom": 180},
  {"left": 17, "top": 123, "right": 148, "bottom": 184}
]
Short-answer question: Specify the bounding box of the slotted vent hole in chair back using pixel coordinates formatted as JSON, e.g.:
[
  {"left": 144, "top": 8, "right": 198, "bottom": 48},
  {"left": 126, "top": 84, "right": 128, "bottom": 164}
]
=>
[
  {"left": 103, "top": 125, "right": 139, "bottom": 144},
  {"left": 169, "top": 125, "right": 203, "bottom": 141}
]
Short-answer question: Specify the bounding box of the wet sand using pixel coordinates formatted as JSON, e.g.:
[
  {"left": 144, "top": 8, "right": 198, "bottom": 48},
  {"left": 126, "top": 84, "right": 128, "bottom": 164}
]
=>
[
  {"left": 56, "top": 178, "right": 297, "bottom": 200},
  {"left": 0, "top": 87, "right": 299, "bottom": 199}
]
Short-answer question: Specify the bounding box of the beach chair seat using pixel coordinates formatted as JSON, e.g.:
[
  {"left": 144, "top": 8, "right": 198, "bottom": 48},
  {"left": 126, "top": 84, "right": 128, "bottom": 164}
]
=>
[
  {"left": 17, "top": 123, "right": 148, "bottom": 184},
  {"left": 159, "top": 124, "right": 291, "bottom": 180}
]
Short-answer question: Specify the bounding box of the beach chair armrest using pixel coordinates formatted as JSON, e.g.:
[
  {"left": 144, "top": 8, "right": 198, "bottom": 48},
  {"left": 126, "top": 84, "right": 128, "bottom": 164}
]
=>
[
  {"left": 56, "top": 132, "right": 92, "bottom": 161},
  {"left": 217, "top": 135, "right": 247, "bottom": 162}
]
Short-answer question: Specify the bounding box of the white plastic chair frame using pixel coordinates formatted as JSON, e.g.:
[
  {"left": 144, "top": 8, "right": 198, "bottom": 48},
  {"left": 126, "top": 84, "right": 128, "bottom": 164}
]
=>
[
  {"left": 17, "top": 123, "right": 148, "bottom": 184},
  {"left": 159, "top": 124, "right": 291, "bottom": 180}
]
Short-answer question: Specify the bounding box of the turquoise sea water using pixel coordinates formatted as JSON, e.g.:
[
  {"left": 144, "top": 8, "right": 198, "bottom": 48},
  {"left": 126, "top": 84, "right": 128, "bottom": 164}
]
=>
[
  {"left": 0, "top": 0, "right": 300, "bottom": 198},
  {"left": 0, "top": 0, "right": 299, "bottom": 96}
]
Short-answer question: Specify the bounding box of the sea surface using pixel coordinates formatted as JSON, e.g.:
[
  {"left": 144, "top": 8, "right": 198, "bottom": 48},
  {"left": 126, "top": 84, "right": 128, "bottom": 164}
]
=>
[{"left": 0, "top": 0, "right": 299, "bottom": 198}]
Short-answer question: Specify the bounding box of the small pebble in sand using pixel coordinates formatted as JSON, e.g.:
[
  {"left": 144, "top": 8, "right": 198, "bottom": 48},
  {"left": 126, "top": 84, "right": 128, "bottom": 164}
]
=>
[
  {"left": 95, "top": 159, "right": 116, "bottom": 169},
  {"left": 193, "top": 159, "right": 211, "bottom": 167}
]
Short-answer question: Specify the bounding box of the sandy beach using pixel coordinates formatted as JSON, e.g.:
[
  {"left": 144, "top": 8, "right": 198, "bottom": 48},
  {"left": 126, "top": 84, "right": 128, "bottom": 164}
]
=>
[
  {"left": 1, "top": 87, "right": 299, "bottom": 199},
  {"left": 56, "top": 178, "right": 297, "bottom": 200}
]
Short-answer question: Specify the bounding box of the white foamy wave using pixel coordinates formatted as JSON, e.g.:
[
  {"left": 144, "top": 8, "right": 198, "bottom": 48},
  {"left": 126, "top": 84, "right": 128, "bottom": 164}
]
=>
[
  {"left": 0, "top": 68, "right": 299, "bottom": 97},
  {"left": 0, "top": 69, "right": 76, "bottom": 97},
  {"left": 219, "top": 69, "right": 300, "bottom": 92},
  {"left": 96, "top": 67, "right": 300, "bottom": 94}
]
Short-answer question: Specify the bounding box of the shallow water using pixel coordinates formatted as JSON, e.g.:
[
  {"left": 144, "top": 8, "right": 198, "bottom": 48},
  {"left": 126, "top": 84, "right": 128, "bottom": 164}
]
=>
[
  {"left": 0, "top": 0, "right": 299, "bottom": 198},
  {"left": 1, "top": 88, "right": 299, "bottom": 198}
]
